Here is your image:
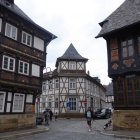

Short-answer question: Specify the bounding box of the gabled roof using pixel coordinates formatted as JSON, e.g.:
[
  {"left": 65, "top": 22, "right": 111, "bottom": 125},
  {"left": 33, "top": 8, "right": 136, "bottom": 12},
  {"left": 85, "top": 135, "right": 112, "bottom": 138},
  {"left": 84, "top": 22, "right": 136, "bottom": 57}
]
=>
[
  {"left": 96, "top": 0, "right": 140, "bottom": 38},
  {"left": 0, "top": 0, "right": 57, "bottom": 40}
]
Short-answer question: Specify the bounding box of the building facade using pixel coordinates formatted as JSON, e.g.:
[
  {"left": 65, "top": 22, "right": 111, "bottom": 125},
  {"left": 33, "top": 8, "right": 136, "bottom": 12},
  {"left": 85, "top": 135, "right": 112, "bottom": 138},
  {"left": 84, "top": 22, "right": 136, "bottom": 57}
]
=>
[
  {"left": 0, "top": 0, "right": 56, "bottom": 132},
  {"left": 96, "top": 0, "right": 140, "bottom": 130},
  {"left": 105, "top": 83, "right": 114, "bottom": 109},
  {"left": 40, "top": 44, "right": 106, "bottom": 117}
]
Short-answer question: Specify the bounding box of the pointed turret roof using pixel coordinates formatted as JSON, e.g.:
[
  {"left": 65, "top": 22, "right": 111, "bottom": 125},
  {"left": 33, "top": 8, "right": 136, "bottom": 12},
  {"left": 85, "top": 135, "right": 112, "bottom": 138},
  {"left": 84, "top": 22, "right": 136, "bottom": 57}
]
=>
[
  {"left": 55, "top": 43, "right": 88, "bottom": 67},
  {"left": 96, "top": 0, "right": 140, "bottom": 38}
]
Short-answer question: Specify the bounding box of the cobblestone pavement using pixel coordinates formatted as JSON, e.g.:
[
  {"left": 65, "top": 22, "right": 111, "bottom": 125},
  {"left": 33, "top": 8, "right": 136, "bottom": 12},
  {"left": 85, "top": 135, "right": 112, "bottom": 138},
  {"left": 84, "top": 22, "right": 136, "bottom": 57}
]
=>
[{"left": 14, "top": 119, "right": 131, "bottom": 140}]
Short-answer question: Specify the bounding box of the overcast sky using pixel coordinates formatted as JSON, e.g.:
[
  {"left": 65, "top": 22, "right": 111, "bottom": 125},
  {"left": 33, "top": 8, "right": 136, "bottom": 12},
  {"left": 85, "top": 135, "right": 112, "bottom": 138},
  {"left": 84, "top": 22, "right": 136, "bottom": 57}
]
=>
[{"left": 15, "top": 0, "right": 125, "bottom": 85}]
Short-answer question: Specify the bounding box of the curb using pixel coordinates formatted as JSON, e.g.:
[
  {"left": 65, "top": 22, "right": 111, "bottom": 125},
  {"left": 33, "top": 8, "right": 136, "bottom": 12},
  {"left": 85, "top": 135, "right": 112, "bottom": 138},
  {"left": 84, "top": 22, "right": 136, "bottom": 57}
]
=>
[
  {"left": 100, "top": 131, "right": 140, "bottom": 139},
  {"left": 0, "top": 127, "right": 49, "bottom": 140}
]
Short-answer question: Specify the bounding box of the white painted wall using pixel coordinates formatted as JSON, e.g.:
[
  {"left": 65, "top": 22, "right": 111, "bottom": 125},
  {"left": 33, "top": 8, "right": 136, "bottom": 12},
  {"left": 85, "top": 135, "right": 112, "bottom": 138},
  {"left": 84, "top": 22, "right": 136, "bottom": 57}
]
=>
[
  {"left": 34, "top": 36, "right": 44, "bottom": 51},
  {"left": 32, "top": 64, "right": 40, "bottom": 77},
  {"left": 26, "top": 94, "right": 33, "bottom": 103}
]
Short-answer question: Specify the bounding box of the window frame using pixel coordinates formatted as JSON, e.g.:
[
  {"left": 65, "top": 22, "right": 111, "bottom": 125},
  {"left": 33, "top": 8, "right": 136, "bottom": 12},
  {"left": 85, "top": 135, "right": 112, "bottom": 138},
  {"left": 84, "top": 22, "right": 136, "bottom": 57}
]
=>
[
  {"left": 0, "top": 91, "right": 6, "bottom": 112},
  {"left": 69, "top": 61, "right": 76, "bottom": 70},
  {"left": 18, "top": 60, "right": 29, "bottom": 75},
  {"left": 69, "top": 78, "right": 76, "bottom": 89},
  {"left": 2, "top": 55, "right": 15, "bottom": 72},
  {"left": 55, "top": 79, "right": 59, "bottom": 89},
  {"left": 22, "top": 31, "right": 32, "bottom": 47},
  {"left": 42, "top": 82, "right": 46, "bottom": 92},
  {"left": 5, "top": 23, "right": 17, "bottom": 40},
  {"left": 49, "top": 80, "right": 53, "bottom": 90},
  {"left": 12, "top": 93, "right": 25, "bottom": 112},
  {"left": 55, "top": 98, "right": 59, "bottom": 108},
  {"left": 121, "top": 39, "right": 134, "bottom": 58},
  {"left": 68, "top": 97, "right": 77, "bottom": 111}
]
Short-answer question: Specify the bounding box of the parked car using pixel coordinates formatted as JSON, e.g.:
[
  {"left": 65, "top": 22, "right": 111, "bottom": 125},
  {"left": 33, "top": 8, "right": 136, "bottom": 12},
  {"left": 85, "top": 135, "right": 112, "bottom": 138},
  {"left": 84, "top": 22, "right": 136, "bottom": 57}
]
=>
[{"left": 95, "top": 108, "right": 112, "bottom": 119}]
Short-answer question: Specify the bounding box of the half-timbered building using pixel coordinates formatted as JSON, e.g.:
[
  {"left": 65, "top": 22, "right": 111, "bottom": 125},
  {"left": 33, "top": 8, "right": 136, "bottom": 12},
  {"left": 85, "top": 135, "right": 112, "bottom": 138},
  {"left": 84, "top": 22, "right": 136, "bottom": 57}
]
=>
[
  {"left": 0, "top": 0, "right": 56, "bottom": 132},
  {"left": 96, "top": 0, "right": 140, "bottom": 130},
  {"left": 41, "top": 44, "right": 106, "bottom": 117}
]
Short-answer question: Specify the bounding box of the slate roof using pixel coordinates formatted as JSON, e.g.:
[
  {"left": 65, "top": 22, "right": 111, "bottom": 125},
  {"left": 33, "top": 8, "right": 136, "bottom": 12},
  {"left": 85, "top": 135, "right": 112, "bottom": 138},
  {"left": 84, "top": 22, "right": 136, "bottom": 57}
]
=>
[
  {"left": 55, "top": 43, "right": 88, "bottom": 66},
  {"left": 0, "top": 0, "right": 56, "bottom": 40},
  {"left": 96, "top": 0, "right": 140, "bottom": 38}
]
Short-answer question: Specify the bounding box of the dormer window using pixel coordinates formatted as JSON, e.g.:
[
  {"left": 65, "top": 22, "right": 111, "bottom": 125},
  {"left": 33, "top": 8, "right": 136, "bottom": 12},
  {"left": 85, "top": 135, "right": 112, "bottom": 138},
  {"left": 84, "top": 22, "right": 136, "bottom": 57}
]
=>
[{"left": 69, "top": 62, "right": 76, "bottom": 70}]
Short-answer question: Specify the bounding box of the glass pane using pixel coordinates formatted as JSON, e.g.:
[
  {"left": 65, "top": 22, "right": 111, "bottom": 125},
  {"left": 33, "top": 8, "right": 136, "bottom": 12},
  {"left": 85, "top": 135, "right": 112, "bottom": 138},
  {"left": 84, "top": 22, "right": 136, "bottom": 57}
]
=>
[
  {"left": 6, "top": 24, "right": 11, "bottom": 37},
  {"left": 11, "top": 26, "right": 17, "bottom": 39},
  {"left": 24, "top": 63, "right": 28, "bottom": 74},
  {"left": 122, "top": 47, "right": 127, "bottom": 58},
  {"left": 9, "top": 59, "right": 14, "bottom": 70},
  {"left": 22, "top": 32, "right": 26, "bottom": 43},
  {"left": 128, "top": 45, "right": 134, "bottom": 56},
  {"left": 128, "top": 39, "right": 133, "bottom": 45},
  {"left": 19, "top": 62, "right": 23, "bottom": 73},
  {"left": 122, "top": 41, "right": 126, "bottom": 46},
  {"left": 3, "top": 57, "right": 8, "bottom": 69},
  {"left": 27, "top": 35, "right": 31, "bottom": 46}
]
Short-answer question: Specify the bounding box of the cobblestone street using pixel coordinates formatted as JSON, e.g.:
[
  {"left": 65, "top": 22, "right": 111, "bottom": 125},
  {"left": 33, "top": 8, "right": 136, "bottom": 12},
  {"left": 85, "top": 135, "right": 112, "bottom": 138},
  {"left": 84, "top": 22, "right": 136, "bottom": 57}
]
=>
[{"left": 14, "top": 119, "right": 130, "bottom": 140}]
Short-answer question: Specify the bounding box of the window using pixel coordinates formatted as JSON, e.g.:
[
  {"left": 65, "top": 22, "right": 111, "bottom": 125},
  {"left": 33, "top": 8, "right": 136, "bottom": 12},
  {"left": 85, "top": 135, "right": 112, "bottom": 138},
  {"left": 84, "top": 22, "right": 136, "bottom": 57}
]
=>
[
  {"left": 18, "top": 60, "right": 29, "bottom": 75},
  {"left": 5, "top": 23, "right": 17, "bottom": 40},
  {"left": 121, "top": 39, "right": 134, "bottom": 58},
  {"left": 55, "top": 79, "right": 59, "bottom": 89},
  {"left": 22, "top": 31, "right": 32, "bottom": 46},
  {"left": 0, "top": 18, "right": 2, "bottom": 32},
  {"left": 48, "top": 98, "right": 52, "bottom": 108},
  {"left": 12, "top": 93, "right": 25, "bottom": 112},
  {"left": 2, "top": 55, "right": 15, "bottom": 72},
  {"left": 49, "top": 80, "right": 53, "bottom": 90},
  {"left": 55, "top": 98, "right": 58, "bottom": 108},
  {"left": 69, "top": 62, "right": 76, "bottom": 70},
  {"left": 42, "top": 82, "right": 46, "bottom": 92},
  {"left": 41, "top": 96, "right": 46, "bottom": 108},
  {"left": 69, "top": 78, "right": 76, "bottom": 89},
  {"left": 0, "top": 92, "right": 6, "bottom": 112},
  {"left": 68, "top": 97, "right": 77, "bottom": 111}
]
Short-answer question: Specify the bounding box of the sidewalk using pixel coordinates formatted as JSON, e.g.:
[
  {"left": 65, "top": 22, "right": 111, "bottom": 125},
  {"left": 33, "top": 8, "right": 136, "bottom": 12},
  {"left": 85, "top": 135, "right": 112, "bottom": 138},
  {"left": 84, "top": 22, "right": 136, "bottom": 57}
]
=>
[
  {"left": 100, "top": 129, "right": 140, "bottom": 139},
  {"left": 93, "top": 120, "right": 140, "bottom": 139},
  {"left": 0, "top": 125, "right": 49, "bottom": 140}
]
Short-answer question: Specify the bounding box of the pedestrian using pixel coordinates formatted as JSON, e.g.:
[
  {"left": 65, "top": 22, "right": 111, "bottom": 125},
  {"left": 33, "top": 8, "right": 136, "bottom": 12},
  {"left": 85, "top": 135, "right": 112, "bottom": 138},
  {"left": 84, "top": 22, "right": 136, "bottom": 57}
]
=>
[
  {"left": 54, "top": 112, "right": 58, "bottom": 121},
  {"left": 49, "top": 109, "right": 53, "bottom": 121},
  {"left": 43, "top": 109, "right": 49, "bottom": 125},
  {"left": 85, "top": 107, "right": 94, "bottom": 132}
]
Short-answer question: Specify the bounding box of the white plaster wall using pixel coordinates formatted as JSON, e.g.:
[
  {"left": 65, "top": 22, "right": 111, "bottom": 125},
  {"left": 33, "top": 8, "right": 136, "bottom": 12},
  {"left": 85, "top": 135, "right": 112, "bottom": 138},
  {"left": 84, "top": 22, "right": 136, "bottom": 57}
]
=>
[
  {"left": 34, "top": 36, "right": 44, "bottom": 51},
  {"left": 32, "top": 64, "right": 40, "bottom": 77}
]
